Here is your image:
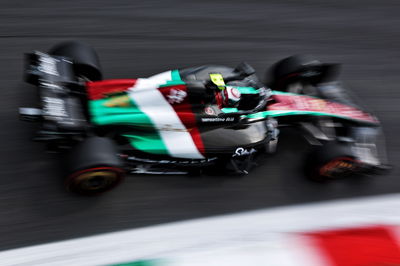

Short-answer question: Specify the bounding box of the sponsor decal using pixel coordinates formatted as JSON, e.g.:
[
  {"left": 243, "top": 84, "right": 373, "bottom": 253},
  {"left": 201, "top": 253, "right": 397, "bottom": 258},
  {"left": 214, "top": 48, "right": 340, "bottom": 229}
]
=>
[
  {"left": 167, "top": 89, "right": 187, "bottom": 104},
  {"left": 38, "top": 55, "right": 59, "bottom": 76},
  {"left": 232, "top": 147, "right": 257, "bottom": 157},
  {"left": 42, "top": 97, "right": 67, "bottom": 117},
  {"left": 104, "top": 94, "right": 132, "bottom": 107},
  {"left": 309, "top": 99, "right": 327, "bottom": 111},
  {"left": 127, "top": 155, "right": 217, "bottom": 164},
  {"left": 159, "top": 124, "right": 190, "bottom": 132},
  {"left": 40, "top": 82, "right": 62, "bottom": 90},
  {"left": 201, "top": 117, "right": 235, "bottom": 122}
]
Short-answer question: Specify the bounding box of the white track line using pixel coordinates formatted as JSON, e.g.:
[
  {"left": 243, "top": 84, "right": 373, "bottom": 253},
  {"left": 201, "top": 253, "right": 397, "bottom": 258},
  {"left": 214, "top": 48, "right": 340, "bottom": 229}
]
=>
[{"left": 1, "top": 193, "right": 400, "bottom": 266}]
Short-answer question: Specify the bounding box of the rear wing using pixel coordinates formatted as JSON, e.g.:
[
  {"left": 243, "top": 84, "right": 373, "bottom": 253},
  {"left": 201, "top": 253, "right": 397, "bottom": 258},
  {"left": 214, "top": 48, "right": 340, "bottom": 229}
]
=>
[
  {"left": 24, "top": 51, "right": 77, "bottom": 86},
  {"left": 20, "top": 51, "right": 88, "bottom": 134}
]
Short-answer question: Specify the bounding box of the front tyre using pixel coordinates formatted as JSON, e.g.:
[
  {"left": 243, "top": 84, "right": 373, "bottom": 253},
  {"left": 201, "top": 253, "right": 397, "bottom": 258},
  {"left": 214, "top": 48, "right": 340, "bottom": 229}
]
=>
[
  {"left": 268, "top": 54, "right": 320, "bottom": 91},
  {"left": 305, "top": 141, "right": 359, "bottom": 181},
  {"left": 49, "top": 41, "right": 102, "bottom": 81}
]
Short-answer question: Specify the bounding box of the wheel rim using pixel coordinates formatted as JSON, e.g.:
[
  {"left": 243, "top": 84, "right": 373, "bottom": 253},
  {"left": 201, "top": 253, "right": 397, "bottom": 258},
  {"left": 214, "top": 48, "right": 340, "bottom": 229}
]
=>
[
  {"left": 319, "top": 157, "right": 358, "bottom": 178},
  {"left": 68, "top": 167, "right": 123, "bottom": 193}
]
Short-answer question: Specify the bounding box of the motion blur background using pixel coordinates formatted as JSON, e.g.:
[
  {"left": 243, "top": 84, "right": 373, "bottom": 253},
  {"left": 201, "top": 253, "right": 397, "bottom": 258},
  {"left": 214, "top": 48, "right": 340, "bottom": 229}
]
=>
[{"left": 1, "top": 0, "right": 400, "bottom": 251}]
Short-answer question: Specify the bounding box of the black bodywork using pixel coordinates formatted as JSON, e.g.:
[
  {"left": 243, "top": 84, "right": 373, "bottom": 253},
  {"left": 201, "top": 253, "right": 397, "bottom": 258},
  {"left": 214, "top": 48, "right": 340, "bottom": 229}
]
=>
[{"left": 19, "top": 43, "right": 390, "bottom": 195}]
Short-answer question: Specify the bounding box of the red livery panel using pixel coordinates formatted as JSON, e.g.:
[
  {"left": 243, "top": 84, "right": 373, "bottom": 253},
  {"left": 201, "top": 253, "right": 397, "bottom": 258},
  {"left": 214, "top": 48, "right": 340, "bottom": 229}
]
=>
[
  {"left": 86, "top": 79, "right": 137, "bottom": 100},
  {"left": 269, "top": 94, "right": 378, "bottom": 123}
]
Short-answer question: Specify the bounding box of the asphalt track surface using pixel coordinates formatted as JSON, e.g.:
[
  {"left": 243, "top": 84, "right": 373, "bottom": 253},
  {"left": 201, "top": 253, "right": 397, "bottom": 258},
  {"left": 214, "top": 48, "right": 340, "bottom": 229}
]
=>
[{"left": 1, "top": 0, "right": 400, "bottom": 251}]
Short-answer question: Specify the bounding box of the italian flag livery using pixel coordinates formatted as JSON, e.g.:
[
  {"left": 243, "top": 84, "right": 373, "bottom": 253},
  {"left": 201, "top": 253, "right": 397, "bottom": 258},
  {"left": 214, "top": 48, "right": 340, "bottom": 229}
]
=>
[
  {"left": 87, "top": 70, "right": 378, "bottom": 160},
  {"left": 87, "top": 70, "right": 205, "bottom": 159}
]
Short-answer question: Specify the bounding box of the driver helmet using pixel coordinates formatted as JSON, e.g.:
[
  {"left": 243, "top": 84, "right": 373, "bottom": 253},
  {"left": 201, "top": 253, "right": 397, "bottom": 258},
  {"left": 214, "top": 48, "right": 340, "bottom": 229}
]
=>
[{"left": 220, "top": 86, "right": 241, "bottom": 107}]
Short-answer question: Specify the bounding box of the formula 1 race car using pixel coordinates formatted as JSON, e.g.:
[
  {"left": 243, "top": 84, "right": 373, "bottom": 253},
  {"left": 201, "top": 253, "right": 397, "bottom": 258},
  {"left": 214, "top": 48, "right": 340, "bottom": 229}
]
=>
[{"left": 20, "top": 41, "right": 389, "bottom": 194}]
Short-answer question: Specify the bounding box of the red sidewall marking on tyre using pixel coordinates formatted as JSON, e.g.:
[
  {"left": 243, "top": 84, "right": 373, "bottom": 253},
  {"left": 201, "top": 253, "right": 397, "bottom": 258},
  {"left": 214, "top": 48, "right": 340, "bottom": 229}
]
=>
[
  {"left": 66, "top": 166, "right": 125, "bottom": 191},
  {"left": 319, "top": 157, "right": 358, "bottom": 177}
]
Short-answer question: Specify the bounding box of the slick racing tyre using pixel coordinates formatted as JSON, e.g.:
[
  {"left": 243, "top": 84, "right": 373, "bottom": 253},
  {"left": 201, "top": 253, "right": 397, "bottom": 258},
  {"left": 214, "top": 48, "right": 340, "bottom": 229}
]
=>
[
  {"left": 49, "top": 41, "right": 102, "bottom": 81},
  {"left": 305, "top": 141, "right": 360, "bottom": 182},
  {"left": 268, "top": 54, "right": 321, "bottom": 92},
  {"left": 65, "top": 137, "right": 124, "bottom": 195}
]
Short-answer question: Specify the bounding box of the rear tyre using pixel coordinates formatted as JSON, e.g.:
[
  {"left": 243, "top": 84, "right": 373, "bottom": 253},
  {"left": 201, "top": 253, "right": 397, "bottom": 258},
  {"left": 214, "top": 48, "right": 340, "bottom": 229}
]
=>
[
  {"left": 65, "top": 137, "right": 124, "bottom": 194},
  {"left": 305, "top": 141, "right": 359, "bottom": 182},
  {"left": 49, "top": 41, "right": 102, "bottom": 81}
]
